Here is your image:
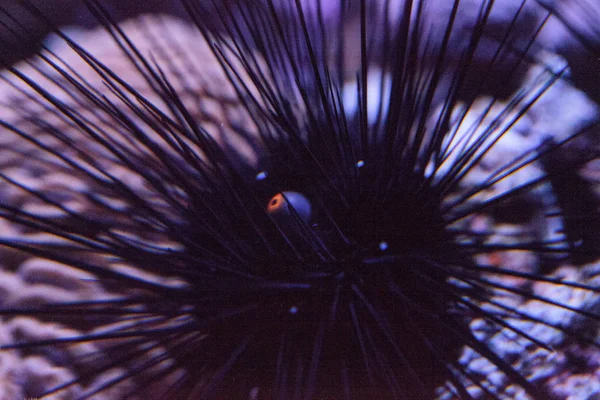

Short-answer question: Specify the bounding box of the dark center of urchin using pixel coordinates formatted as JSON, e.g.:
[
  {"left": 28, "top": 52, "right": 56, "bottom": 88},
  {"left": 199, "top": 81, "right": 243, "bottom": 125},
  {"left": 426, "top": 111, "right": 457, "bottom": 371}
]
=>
[{"left": 168, "top": 139, "right": 466, "bottom": 397}]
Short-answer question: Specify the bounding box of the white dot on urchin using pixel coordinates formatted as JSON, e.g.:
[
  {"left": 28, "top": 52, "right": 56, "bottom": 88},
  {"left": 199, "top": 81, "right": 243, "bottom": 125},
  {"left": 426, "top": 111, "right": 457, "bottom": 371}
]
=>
[
  {"left": 255, "top": 171, "right": 268, "bottom": 180},
  {"left": 379, "top": 241, "right": 389, "bottom": 251}
]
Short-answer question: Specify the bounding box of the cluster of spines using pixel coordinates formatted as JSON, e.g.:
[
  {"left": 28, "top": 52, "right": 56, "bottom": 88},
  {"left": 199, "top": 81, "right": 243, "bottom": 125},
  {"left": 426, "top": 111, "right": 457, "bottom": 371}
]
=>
[{"left": 0, "top": 0, "right": 597, "bottom": 399}]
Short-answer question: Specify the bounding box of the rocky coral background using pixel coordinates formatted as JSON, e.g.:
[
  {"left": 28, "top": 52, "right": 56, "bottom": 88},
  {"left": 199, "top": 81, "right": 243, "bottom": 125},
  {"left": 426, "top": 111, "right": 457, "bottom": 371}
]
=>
[
  {"left": 0, "top": 0, "right": 189, "bottom": 66},
  {"left": 0, "top": 14, "right": 252, "bottom": 399},
  {"left": 0, "top": 1, "right": 598, "bottom": 399}
]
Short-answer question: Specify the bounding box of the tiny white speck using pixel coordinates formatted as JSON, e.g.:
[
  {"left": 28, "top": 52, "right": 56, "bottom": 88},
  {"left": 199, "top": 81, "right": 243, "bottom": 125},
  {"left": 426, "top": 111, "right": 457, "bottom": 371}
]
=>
[
  {"left": 256, "top": 171, "right": 268, "bottom": 180},
  {"left": 356, "top": 160, "right": 365, "bottom": 168},
  {"left": 379, "top": 241, "right": 388, "bottom": 251},
  {"left": 289, "top": 306, "right": 298, "bottom": 314}
]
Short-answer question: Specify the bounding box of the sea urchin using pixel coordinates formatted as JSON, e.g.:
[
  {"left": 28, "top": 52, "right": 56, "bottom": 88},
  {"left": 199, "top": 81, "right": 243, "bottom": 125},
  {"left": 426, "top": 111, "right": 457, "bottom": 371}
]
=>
[{"left": 0, "top": 0, "right": 599, "bottom": 399}]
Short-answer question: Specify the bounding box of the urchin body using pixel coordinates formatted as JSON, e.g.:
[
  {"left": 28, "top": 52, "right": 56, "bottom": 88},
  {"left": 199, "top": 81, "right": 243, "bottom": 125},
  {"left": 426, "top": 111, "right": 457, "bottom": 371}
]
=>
[{"left": 0, "top": 1, "right": 598, "bottom": 399}]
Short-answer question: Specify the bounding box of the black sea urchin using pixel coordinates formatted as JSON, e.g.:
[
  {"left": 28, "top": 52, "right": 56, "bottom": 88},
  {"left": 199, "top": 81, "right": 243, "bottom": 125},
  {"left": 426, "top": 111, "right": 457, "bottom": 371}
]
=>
[{"left": 0, "top": 0, "right": 599, "bottom": 399}]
